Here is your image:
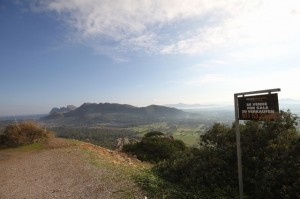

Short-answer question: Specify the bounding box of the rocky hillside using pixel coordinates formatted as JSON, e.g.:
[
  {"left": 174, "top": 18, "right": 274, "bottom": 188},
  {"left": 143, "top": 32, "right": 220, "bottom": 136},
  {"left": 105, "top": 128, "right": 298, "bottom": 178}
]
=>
[
  {"left": 43, "top": 103, "right": 195, "bottom": 124},
  {"left": 49, "top": 105, "right": 77, "bottom": 115}
]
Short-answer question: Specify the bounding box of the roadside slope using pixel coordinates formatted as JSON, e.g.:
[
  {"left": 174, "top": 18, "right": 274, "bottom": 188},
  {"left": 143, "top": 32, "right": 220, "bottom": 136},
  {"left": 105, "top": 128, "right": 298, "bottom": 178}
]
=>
[{"left": 0, "top": 138, "right": 148, "bottom": 199}]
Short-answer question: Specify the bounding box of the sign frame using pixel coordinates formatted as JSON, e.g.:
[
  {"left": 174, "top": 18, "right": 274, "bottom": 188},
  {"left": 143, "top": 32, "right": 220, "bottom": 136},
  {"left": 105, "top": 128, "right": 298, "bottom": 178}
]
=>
[
  {"left": 234, "top": 88, "right": 280, "bottom": 199},
  {"left": 238, "top": 93, "right": 279, "bottom": 121}
]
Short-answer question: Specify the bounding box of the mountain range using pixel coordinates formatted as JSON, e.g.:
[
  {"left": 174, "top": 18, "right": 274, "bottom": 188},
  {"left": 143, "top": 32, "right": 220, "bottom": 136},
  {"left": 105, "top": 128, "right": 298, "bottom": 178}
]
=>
[
  {"left": 43, "top": 103, "right": 194, "bottom": 125},
  {"left": 50, "top": 105, "right": 77, "bottom": 115}
]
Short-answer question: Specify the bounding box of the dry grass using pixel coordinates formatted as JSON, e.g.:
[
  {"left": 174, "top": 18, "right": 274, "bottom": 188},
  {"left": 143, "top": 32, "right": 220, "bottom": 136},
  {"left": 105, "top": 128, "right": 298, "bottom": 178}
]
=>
[{"left": 1, "top": 121, "right": 53, "bottom": 147}]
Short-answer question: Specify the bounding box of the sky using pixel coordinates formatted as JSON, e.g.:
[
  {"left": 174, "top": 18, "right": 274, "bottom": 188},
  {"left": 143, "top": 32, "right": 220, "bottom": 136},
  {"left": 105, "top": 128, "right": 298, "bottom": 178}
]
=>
[{"left": 1, "top": 0, "right": 300, "bottom": 116}]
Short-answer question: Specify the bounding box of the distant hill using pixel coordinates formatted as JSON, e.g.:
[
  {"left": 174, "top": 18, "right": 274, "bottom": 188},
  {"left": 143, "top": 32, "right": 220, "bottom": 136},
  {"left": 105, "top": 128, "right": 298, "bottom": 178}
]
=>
[
  {"left": 50, "top": 105, "right": 77, "bottom": 115},
  {"left": 43, "top": 103, "right": 194, "bottom": 125}
]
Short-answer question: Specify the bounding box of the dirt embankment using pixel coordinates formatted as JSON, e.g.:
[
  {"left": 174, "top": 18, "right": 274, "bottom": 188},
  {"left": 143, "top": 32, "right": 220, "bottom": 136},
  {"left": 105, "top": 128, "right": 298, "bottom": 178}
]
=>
[{"left": 0, "top": 138, "right": 148, "bottom": 199}]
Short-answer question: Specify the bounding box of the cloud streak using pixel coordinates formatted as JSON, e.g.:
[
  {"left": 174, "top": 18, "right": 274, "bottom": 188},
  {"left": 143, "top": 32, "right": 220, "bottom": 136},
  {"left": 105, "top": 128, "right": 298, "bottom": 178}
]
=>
[{"left": 32, "top": 0, "right": 300, "bottom": 59}]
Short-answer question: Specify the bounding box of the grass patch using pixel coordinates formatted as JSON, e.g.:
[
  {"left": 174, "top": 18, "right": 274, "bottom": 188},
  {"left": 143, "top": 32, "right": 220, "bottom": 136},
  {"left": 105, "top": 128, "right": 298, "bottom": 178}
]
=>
[
  {"left": 172, "top": 132, "right": 200, "bottom": 147},
  {"left": 0, "top": 142, "right": 45, "bottom": 152},
  {"left": 81, "top": 148, "right": 144, "bottom": 177},
  {"left": 134, "top": 169, "right": 197, "bottom": 199},
  {"left": 16, "top": 142, "right": 45, "bottom": 151},
  {"left": 128, "top": 123, "right": 169, "bottom": 137},
  {"left": 134, "top": 169, "right": 167, "bottom": 198},
  {"left": 127, "top": 123, "right": 206, "bottom": 147},
  {"left": 79, "top": 147, "right": 152, "bottom": 198}
]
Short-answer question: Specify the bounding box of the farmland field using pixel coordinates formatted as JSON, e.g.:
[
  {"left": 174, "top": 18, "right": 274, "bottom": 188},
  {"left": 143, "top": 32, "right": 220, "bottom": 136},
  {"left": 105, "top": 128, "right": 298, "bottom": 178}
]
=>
[{"left": 127, "top": 122, "right": 206, "bottom": 147}]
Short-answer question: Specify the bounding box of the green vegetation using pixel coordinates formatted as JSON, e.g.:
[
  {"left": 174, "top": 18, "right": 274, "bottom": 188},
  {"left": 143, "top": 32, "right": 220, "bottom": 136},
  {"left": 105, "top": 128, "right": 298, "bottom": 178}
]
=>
[
  {"left": 134, "top": 110, "right": 300, "bottom": 198},
  {"left": 128, "top": 122, "right": 205, "bottom": 146},
  {"left": 1, "top": 109, "right": 298, "bottom": 198},
  {"left": 80, "top": 146, "right": 151, "bottom": 199},
  {"left": 172, "top": 131, "right": 200, "bottom": 147},
  {"left": 123, "top": 131, "right": 187, "bottom": 163},
  {"left": 50, "top": 126, "right": 139, "bottom": 149},
  {"left": 128, "top": 123, "right": 170, "bottom": 136},
  {"left": 143, "top": 131, "right": 165, "bottom": 137},
  {"left": 0, "top": 121, "right": 53, "bottom": 147},
  {"left": 50, "top": 122, "right": 205, "bottom": 149},
  {"left": 14, "top": 142, "right": 45, "bottom": 151}
]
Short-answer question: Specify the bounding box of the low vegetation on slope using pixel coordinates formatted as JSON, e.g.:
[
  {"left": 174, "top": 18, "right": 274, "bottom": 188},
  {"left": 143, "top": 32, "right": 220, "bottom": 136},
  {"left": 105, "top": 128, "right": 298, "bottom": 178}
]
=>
[
  {"left": 122, "top": 131, "right": 187, "bottom": 163},
  {"left": 0, "top": 121, "right": 53, "bottom": 147},
  {"left": 2, "top": 111, "right": 299, "bottom": 198},
  {"left": 131, "top": 110, "right": 300, "bottom": 198}
]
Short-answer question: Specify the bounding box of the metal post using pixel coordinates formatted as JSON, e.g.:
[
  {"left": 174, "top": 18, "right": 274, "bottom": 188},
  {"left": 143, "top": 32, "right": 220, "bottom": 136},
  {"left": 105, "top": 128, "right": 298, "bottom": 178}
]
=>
[
  {"left": 234, "top": 94, "right": 243, "bottom": 199},
  {"left": 233, "top": 88, "right": 280, "bottom": 199}
]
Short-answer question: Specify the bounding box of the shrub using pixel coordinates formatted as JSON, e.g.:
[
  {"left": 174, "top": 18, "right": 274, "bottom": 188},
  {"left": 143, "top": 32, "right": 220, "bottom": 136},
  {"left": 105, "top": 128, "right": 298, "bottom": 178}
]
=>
[
  {"left": 123, "top": 131, "right": 186, "bottom": 163},
  {"left": 144, "top": 131, "right": 164, "bottom": 138},
  {"left": 1, "top": 121, "right": 53, "bottom": 147},
  {"left": 154, "top": 110, "right": 300, "bottom": 198},
  {"left": 0, "top": 134, "right": 4, "bottom": 145}
]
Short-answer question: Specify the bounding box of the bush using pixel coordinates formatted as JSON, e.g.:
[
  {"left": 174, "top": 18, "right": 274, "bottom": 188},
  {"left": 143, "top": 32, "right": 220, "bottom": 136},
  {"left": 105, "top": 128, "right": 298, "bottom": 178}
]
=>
[
  {"left": 154, "top": 110, "right": 300, "bottom": 198},
  {"left": 155, "top": 147, "right": 238, "bottom": 199},
  {"left": 1, "top": 121, "right": 53, "bottom": 147},
  {"left": 123, "top": 131, "right": 186, "bottom": 163},
  {"left": 0, "top": 134, "right": 5, "bottom": 145},
  {"left": 134, "top": 169, "right": 194, "bottom": 199},
  {"left": 144, "top": 131, "right": 164, "bottom": 138}
]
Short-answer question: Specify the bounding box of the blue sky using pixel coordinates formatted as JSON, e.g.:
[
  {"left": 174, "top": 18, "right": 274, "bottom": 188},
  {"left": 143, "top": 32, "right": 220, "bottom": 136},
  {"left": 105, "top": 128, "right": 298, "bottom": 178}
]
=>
[{"left": 1, "top": 0, "right": 300, "bottom": 116}]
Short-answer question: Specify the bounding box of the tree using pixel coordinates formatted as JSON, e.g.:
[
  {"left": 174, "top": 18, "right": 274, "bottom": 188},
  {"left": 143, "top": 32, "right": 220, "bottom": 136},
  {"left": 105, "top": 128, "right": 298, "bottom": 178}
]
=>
[
  {"left": 240, "top": 110, "right": 300, "bottom": 198},
  {"left": 155, "top": 110, "right": 300, "bottom": 198},
  {"left": 123, "top": 131, "right": 186, "bottom": 163}
]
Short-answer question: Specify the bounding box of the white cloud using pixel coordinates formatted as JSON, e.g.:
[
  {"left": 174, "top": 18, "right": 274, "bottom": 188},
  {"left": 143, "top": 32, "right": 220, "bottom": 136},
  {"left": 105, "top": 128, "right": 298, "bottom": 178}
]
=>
[
  {"left": 120, "top": 33, "right": 158, "bottom": 53},
  {"left": 163, "top": 0, "right": 300, "bottom": 55},
  {"left": 39, "top": 0, "right": 211, "bottom": 39},
  {"left": 160, "top": 25, "right": 234, "bottom": 54},
  {"left": 33, "top": 0, "right": 300, "bottom": 59}
]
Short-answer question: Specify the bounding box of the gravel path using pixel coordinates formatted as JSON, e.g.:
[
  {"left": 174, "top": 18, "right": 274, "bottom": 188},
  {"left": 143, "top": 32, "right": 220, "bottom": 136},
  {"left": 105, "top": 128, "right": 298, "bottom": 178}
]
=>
[{"left": 0, "top": 138, "right": 146, "bottom": 199}]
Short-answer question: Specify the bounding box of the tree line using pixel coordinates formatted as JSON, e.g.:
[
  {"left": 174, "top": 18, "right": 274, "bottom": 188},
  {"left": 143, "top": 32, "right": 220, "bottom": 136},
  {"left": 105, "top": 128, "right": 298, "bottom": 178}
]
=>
[{"left": 124, "top": 110, "right": 300, "bottom": 198}]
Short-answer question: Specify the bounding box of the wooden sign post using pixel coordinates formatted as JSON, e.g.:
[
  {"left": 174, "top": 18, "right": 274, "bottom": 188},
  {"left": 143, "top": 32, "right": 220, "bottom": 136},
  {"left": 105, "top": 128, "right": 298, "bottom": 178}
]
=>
[{"left": 234, "top": 88, "right": 280, "bottom": 199}]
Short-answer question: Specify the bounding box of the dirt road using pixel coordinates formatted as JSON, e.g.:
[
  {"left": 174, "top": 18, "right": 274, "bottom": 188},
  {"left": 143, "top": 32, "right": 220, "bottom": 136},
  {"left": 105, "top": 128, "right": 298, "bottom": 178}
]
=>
[{"left": 0, "top": 138, "right": 146, "bottom": 199}]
